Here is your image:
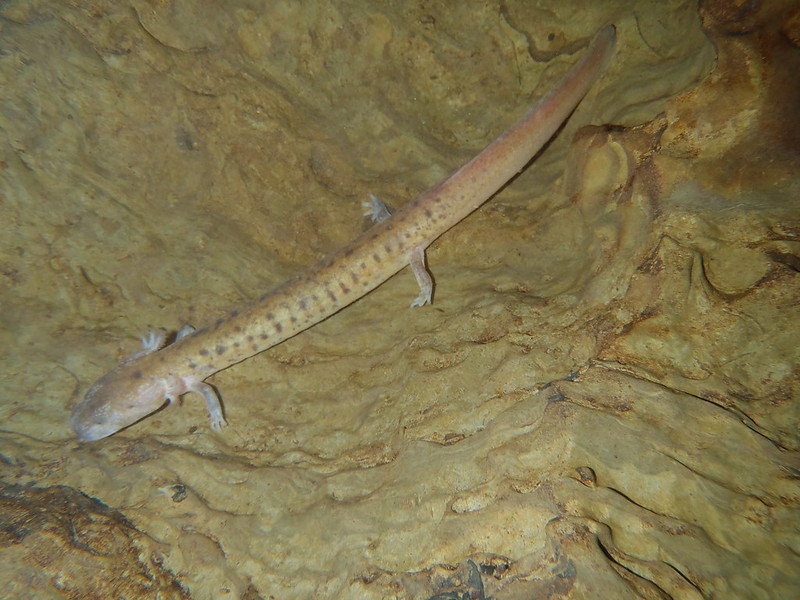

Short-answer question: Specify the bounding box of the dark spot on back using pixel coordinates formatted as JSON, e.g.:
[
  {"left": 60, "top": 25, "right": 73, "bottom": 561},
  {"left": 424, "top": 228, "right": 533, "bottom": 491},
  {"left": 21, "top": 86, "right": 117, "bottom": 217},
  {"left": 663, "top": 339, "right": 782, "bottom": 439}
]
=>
[
  {"left": 132, "top": 371, "right": 142, "bottom": 379},
  {"left": 275, "top": 323, "right": 283, "bottom": 333},
  {"left": 199, "top": 348, "right": 209, "bottom": 356},
  {"left": 216, "top": 345, "right": 226, "bottom": 355},
  {"left": 230, "top": 309, "right": 239, "bottom": 318}
]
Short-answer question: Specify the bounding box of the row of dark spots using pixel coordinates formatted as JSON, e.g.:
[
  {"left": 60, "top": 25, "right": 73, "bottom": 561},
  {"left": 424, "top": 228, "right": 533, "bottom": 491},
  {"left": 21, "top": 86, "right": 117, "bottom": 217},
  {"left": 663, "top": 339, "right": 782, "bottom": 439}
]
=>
[
  {"left": 271, "top": 298, "right": 298, "bottom": 327},
  {"left": 423, "top": 207, "right": 442, "bottom": 225},
  {"left": 392, "top": 197, "right": 431, "bottom": 242},
  {"left": 359, "top": 261, "right": 370, "bottom": 290},
  {"left": 297, "top": 293, "right": 326, "bottom": 319},
  {"left": 196, "top": 344, "right": 230, "bottom": 362},
  {"left": 319, "top": 278, "right": 340, "bottom": 307},
  {"left": 238, "top": 332, "right": 269, "bottom": 345},
  {"left": 208, "top": 309, "right": 242, "bottom": 336},
  {"left": 296, "top": 299, "right": 313, "bottom": 326},
  {"left": 351, "top": 265, "right": 372, "bottom": 290},
  {"left": 189, "top": 358, "right": 216, "bottom": 371},
  {"left": 266, "top": 312, "right": 284, "bottom": 334},
  {"left": 198, "top": 337, "right": 245, "bottom": 361}
]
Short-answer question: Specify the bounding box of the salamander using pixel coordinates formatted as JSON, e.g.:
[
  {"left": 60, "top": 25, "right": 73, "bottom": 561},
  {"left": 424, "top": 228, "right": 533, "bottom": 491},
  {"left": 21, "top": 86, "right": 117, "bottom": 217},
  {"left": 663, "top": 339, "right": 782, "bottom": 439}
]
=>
[{"left": 70, "top": 25, "right": 616, "bottom": 441}]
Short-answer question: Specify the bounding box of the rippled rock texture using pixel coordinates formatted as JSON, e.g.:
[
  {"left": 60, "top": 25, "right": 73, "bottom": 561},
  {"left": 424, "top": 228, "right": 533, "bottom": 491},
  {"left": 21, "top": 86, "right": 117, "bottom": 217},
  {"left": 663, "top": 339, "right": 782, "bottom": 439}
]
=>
[{"left": 1, "top": 1, "right": 797, "bottom": 598}]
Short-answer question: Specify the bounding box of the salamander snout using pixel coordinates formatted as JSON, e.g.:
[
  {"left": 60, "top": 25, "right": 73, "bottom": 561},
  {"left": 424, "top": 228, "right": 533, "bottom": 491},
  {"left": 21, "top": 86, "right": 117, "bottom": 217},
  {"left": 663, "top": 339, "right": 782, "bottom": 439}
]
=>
[{"left": 70, "top": 364, "right": 168, "bottom": 441}]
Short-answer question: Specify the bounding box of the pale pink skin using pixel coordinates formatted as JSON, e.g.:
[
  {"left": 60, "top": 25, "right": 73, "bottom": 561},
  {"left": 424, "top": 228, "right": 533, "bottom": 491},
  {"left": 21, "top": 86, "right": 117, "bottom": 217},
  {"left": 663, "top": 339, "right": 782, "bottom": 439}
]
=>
[{"left": 71, "top": 26, "right": 616, "bottom": 441}]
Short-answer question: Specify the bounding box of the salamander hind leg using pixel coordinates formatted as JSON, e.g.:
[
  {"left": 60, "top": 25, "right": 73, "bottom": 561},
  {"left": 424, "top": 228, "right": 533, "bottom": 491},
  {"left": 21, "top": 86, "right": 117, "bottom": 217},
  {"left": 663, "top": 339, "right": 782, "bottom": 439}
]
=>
[
  {"left": 409, "top": 246, "right": 433, "bottom": 307},
  {"left": 364, "top": 194, "right": 433, "bottom": 307},
  {"left": 363, "top": 193, "right": 392, "bottom": 223}
]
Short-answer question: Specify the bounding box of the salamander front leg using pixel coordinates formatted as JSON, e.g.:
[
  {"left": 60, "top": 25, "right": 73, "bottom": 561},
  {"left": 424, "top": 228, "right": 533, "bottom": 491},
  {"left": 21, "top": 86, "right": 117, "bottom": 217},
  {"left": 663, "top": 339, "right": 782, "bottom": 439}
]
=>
[
  {"left": 175, "top": 325, "right": 195, "bottom": 340},
  {"left": 122, "top": 331, "right": 165, "bottom": 364},
  {"left": 189, "top": 382, "right": 227, "bottom": 431}
]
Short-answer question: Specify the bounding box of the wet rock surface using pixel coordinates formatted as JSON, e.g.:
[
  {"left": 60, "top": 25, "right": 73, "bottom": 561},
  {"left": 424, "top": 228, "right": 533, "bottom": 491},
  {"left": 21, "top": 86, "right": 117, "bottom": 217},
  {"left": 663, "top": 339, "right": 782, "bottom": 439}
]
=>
[{"left": 1, "top": 1, "right": 797, "bottom": 598}]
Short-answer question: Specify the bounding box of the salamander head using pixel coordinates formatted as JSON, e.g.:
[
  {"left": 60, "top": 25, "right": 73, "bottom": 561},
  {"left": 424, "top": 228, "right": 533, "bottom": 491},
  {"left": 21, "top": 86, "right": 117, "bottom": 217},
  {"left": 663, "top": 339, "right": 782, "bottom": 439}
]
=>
[{"left": 70, "top": 362, "right": 169, "bottom": 441}]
